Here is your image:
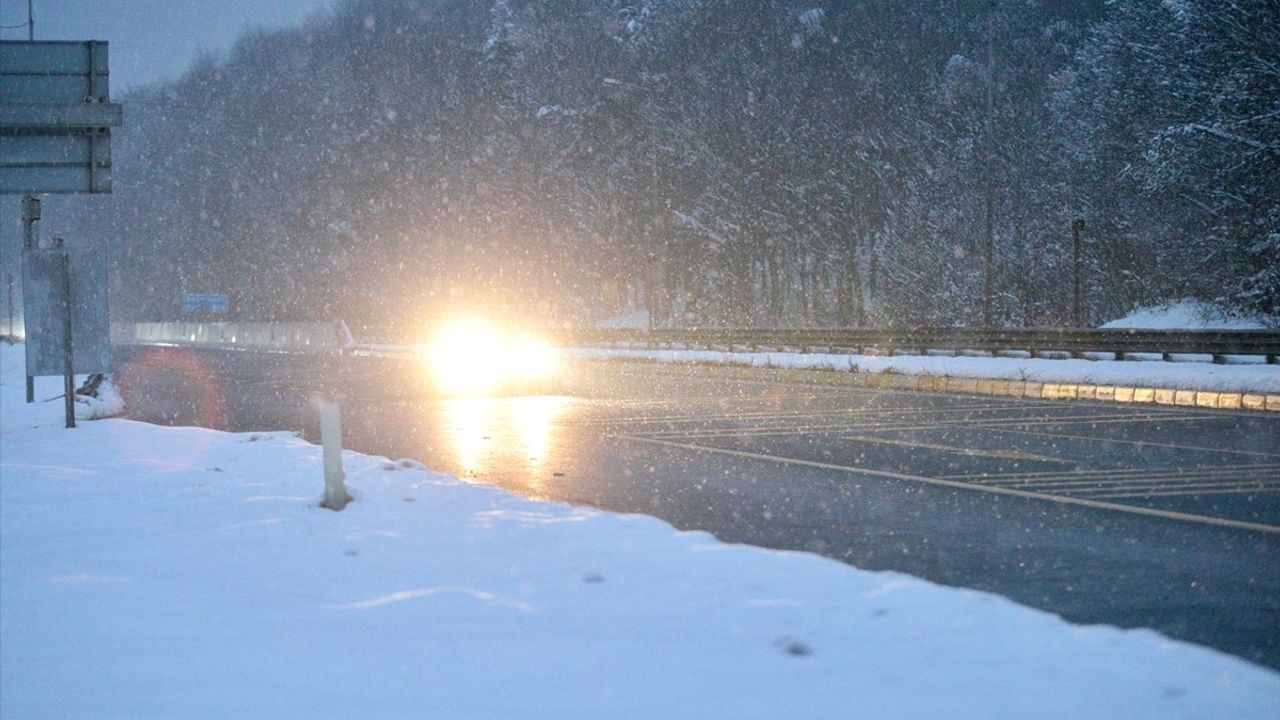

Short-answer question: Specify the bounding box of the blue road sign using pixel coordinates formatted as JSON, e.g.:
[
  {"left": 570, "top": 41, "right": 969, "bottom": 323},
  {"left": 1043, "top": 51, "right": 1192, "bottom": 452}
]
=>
[{"left": 182, "top": 293, "right": 229, "bottom": 315}]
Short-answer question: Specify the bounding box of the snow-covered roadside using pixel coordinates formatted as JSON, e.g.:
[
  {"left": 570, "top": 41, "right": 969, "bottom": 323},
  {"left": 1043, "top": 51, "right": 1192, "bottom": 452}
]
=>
[
  {"left": 569, "top": 347, "right": 1280, "bottom": 394},
  {"left": 1100, "top": 298, "right": 1272, "bottom": 330},
  {"left": 1, "top": 345, "right": 1277, "bottom": 719},
  {"left": 574, "top": 299, "right": 1279, "bottom": 395}
]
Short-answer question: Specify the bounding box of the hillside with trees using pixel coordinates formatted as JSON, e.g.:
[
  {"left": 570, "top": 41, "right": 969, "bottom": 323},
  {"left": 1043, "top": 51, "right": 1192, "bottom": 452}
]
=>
[{"left": 46, "top": 0, "right": 1280, "bottom": 329}]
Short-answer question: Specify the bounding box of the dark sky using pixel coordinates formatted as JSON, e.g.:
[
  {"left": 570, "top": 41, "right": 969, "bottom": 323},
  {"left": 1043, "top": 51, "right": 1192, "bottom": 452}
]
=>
[{"left": 0, "top": 0, "right": 333, "bottom": 90}]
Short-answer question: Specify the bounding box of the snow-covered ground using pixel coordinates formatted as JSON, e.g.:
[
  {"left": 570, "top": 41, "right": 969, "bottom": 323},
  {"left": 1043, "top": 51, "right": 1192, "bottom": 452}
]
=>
[
  {"left": 1, "top": 343, "right": 1278, "bottom": 719},
  {"left": 1101, "top": 298, "right": 1273, "bottom": 330},
  {"left": 593, "top": 310, "right": 651, "bottom": 329}
]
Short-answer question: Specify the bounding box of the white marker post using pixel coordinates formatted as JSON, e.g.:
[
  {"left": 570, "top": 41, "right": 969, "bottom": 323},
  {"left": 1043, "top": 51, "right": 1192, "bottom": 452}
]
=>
[{"left": 320, "top": 399, "right": 349, "bottom": 510}]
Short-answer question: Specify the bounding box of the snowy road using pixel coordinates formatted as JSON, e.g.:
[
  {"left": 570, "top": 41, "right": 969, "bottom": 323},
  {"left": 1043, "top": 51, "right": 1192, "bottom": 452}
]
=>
[{"left": 113, "top": 347, "right": 1280, "bottom": 668}]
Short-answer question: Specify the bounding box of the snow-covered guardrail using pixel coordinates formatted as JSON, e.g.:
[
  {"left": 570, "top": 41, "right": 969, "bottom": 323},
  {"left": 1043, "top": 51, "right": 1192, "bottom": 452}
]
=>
[
  {"left": 112, "top": 321, "right": 354, "bottom": 353},
  {"left": 560, "top": 328, "right": 1280, "bottom": 364}
]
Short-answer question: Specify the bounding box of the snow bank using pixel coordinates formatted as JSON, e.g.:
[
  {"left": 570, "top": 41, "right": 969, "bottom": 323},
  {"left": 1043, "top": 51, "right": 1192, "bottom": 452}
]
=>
[
  {"left": 76, "top": 374, "right": 126, "bottom": 420},
  {"left": 573, "top": 347, "right": 1280, "bottom": 393},
  {"left": 1, "top": 344, "right": 1277, "bottom": 719},
  {"left": 1101, "top": 298, "right": 1272, "bottom": 330}
]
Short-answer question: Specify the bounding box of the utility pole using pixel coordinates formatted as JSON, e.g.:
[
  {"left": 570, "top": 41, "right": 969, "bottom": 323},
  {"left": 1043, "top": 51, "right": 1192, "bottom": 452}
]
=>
[
  {"left": 981, "top": 1, "right": 997, "bottom": 327},
  {"left": 29, "top": 0, "right": 35, "bottom": 40},
  {"left": 1072, "top": 218, "right": 1085, "bottom": 327}
]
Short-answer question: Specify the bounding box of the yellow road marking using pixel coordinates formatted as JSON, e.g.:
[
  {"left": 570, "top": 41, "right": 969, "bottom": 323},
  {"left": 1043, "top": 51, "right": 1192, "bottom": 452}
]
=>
[
  {"left": 638, "top": 412, "right": 1218, "bottom": 440},
  {"left": 561, "top": 401, "right": 1026, "bottom": 429},
  {"left": 1089, "top": 485, "right": 1280, "bottom": 500},
  {"left": 956, "top": 426, "right": 1280, "bottom": 461},
  {"left": 1027, "top": 477, "right": 1280, "bottom": 494},
  {"left": 995, "top": 475, "right": 1280, "bottom": 493},
  {"left": 839, "top": 434, "right": 1072, "bottom": 465},
  {"left": 607, "top": 433, "right": 1280, "bottom": 535},
  {"left": 947, "top": 463, "right": 1280, "bottom": 481},
  {"left": 842, "top": 413, "right": 1225, "bottom": 434},
  {"left": 983, "top": 466, "right": 1280, "bottom": 484}
]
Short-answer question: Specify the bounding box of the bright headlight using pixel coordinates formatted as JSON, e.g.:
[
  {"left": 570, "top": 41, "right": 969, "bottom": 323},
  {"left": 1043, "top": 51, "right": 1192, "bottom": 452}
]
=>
[
  {"left": 422, "top": 321, "right": 559, "bottom": 395},
  {"left": 426, "top": 321, "right": 506, "bottom": 395}
]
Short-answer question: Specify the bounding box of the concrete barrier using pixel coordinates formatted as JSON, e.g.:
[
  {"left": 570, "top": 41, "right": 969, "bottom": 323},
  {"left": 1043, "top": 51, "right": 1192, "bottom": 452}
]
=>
[{"left": 112, "top": 321, "right": 353, "bottom": 353}]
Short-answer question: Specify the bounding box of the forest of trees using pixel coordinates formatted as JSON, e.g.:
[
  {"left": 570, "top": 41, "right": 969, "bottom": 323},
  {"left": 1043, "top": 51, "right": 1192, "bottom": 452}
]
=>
[{"left": 46, "top": 0, "right": 1280, "bottom": 330}]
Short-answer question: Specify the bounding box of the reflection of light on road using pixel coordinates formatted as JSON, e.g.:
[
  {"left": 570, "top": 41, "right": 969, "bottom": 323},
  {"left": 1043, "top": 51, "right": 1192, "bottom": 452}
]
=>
[
  {"left": 513, "top": 396, "right": 568, "bottom": 470},
  {"left": 441, "top": 395, "right": 570, "bottom": 493},
  {"left": 445, "top": 397, "right": 494, "bottom": 477}
]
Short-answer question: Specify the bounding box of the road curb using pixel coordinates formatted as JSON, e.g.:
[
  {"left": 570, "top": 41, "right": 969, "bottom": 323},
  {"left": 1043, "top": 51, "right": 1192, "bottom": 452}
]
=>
[{"left": 587, "top": 358, "right": 1280, "bottom": 413}]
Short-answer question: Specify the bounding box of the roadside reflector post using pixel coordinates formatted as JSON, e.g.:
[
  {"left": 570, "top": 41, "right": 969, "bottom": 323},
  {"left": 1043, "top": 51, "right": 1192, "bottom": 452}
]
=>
[{"left": 319, "top": 398, "right": 349, "bottom": 511}]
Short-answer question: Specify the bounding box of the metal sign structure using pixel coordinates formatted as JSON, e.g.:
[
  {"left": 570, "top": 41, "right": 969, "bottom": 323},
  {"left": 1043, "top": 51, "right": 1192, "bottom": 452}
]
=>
[
  {"left": 4, "top": 39, "right": 121, "bottom": 427},
  {"left": 0, "top": 40, "right": 122, "bottom": 194},
  {"left": 21, "top": 244, "right": 111, "bottom": 377}
]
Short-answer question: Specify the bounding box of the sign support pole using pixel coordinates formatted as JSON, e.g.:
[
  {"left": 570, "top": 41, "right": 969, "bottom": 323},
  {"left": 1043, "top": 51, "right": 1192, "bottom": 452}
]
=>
[
  {"left": 5, "top": 273, "right": 13, "bottom": 341},
  {"left": 59, "top": 249, "right": 75, "bottom": 429},
  {"left": 22, "top": 195, "right": 39, "bottom": 402}
]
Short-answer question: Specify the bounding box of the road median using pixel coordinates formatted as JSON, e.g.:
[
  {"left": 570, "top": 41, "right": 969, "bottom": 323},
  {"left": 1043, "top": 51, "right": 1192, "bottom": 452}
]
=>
[{"left": 572, "top": 348, "right": 1280, "bottom": 412}]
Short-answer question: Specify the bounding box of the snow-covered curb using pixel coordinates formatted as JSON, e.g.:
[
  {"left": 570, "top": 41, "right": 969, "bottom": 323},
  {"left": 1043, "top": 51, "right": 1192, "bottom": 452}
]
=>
[
  {"left": 570, "top": 347, "right": 1280, "bottom": 396},
  {"left": 2, "top": 346, "right": 1278, "bottom": 718}
]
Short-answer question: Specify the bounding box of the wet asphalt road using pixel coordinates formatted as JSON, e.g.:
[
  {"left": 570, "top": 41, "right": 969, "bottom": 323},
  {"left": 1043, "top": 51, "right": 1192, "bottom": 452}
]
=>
[{"left": 112, "top": 346, "right": 1280, "bottom": 669}]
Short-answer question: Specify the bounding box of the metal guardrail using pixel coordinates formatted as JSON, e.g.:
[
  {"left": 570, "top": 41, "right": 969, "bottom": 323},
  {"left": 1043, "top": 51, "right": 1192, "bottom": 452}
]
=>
[{"left": 560, "top": 328, "right": 1280, "bottom": 364}]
